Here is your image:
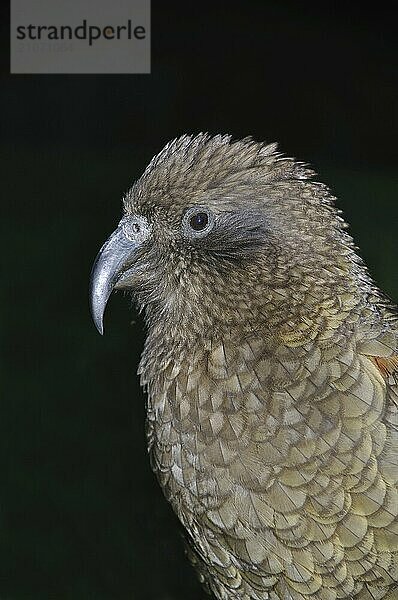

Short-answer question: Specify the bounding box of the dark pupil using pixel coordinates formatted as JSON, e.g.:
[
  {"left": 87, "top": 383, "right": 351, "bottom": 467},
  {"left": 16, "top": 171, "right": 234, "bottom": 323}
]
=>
[{"left": 189, "top": 212, "right": 208, "bottom": 231}]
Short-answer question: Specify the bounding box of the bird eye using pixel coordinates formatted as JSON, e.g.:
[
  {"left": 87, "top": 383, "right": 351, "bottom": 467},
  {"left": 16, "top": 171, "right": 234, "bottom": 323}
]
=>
[
  {"left": 183, "top": 207, "right": 214, "bottom": 238},
  {"left": 189, "top": 212, "right": 208, "bottom": 231}
]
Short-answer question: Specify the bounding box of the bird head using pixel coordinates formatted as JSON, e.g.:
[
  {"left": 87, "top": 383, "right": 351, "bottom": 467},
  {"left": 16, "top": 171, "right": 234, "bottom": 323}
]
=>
[{"left": 90, "top": 133, "right": 361, "bottom": 344}]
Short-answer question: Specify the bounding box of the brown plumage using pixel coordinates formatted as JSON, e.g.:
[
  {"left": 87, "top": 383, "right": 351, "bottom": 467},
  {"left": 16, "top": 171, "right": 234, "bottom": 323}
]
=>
[{"left": 90, "top": 134, "right": 398, "bottom": 599}]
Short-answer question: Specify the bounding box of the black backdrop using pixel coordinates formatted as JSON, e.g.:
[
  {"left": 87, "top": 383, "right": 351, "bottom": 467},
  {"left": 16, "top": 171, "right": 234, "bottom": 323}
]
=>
[{"left": 2, "top": 2, "right": 397, "bottom": 599}]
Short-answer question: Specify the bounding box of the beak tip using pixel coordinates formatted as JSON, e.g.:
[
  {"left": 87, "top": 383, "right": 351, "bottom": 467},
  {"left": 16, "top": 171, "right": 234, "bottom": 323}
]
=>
[
  {"left": 90, "top": 266, "right": 110, "bottom": 336},
  {"left": 92, "top": 310, "right": 105, "bottom": 336}
]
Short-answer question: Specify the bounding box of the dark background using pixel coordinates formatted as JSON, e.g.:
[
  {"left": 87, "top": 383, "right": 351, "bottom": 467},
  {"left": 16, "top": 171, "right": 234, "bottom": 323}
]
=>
[{"left": 1, "top": 2, "right": 397, "bottom": 599}]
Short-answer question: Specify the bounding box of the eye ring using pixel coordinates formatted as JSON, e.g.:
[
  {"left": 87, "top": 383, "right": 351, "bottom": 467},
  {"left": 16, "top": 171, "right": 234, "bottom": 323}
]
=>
[{"left": 182, "top": 207, "right": 214, "bottom": 238}]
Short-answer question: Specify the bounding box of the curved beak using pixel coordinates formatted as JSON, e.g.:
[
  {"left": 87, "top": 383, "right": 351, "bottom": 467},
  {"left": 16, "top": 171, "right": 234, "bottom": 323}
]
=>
[{"left": 89, "top": 225, "right": 139, "bottom": 335}]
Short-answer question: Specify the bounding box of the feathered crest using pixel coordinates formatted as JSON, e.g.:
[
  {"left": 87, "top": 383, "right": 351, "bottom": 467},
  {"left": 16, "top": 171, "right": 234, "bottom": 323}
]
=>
[{"left": 125, "top": 132, "right": 315, "bottom": 213}]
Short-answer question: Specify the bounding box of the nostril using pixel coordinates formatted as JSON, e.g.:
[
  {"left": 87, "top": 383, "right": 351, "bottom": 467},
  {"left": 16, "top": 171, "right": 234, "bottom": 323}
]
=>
[
  {"left": 120, "top": 215, "right": 149, "bottom": 242},
  {"left": 132, "top": 222, "right": 141, "bottom": 233}
]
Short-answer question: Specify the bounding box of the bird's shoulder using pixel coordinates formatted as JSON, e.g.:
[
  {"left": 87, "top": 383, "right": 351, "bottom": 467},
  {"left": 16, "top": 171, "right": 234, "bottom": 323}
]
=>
[{"left": 356, "top": 323, "right": 398, "bottom": 409}]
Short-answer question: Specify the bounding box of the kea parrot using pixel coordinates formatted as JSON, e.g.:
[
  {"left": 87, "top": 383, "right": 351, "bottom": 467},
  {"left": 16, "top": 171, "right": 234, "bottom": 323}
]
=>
[{"left": 90, "top": 134, "right": 398, "bottom": 599}]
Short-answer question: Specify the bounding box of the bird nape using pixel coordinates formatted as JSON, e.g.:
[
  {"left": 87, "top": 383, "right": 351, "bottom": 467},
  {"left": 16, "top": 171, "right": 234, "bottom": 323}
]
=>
[{"left": 90, "top": 133, "right": 398, "bottom": 600}]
